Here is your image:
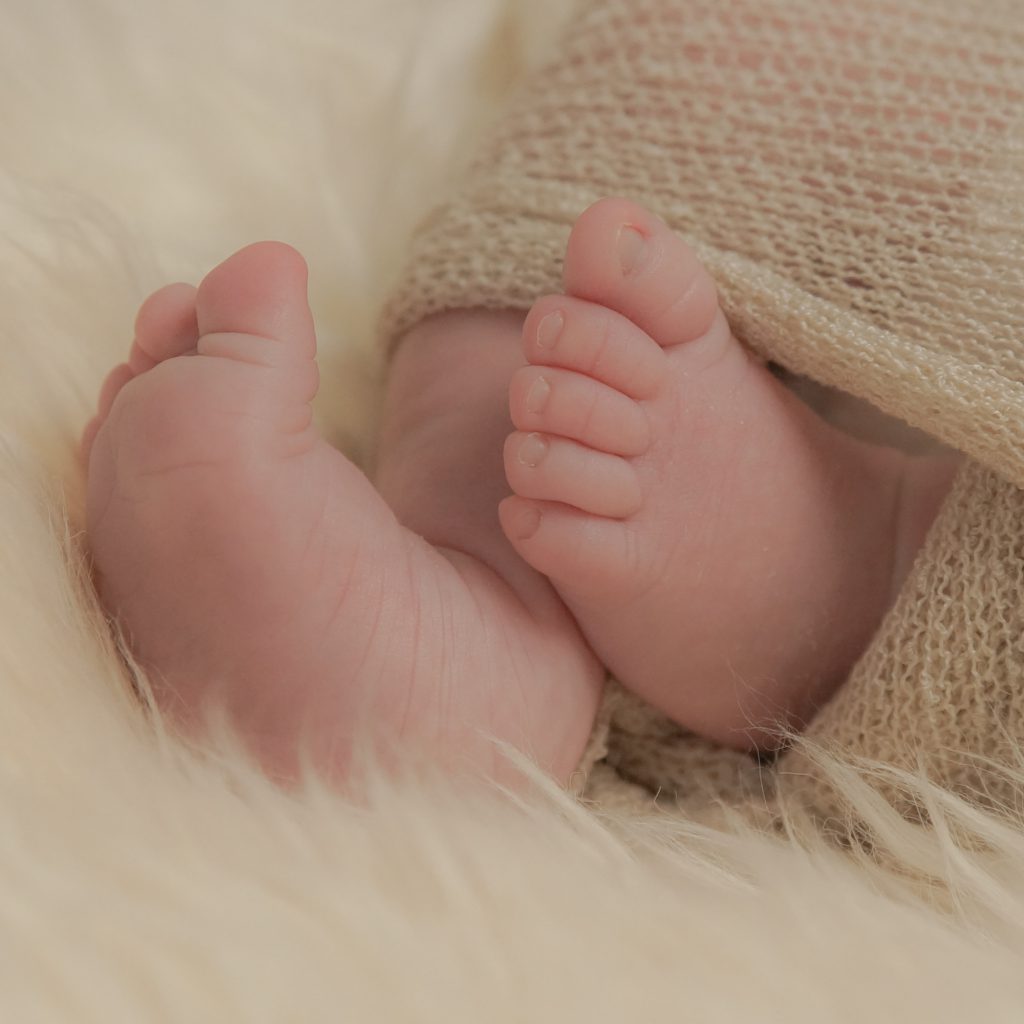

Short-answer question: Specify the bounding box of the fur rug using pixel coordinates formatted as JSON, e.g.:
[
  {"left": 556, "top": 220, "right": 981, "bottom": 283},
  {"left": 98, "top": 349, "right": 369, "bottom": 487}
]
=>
[{"left": 5, "top": 2, "right": 1024, "bottom": 1019}]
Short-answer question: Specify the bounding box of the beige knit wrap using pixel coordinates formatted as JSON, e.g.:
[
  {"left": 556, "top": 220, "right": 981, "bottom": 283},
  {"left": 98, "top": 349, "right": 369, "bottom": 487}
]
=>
[{"left": 382, "top": 0, "right": 1024, "bottom": 824}]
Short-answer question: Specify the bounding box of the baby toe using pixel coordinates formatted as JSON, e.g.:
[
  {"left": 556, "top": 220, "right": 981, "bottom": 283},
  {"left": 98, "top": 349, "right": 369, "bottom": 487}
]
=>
[
  {"left": 195, "top": 241, "right": 316, "bottom": 366},
  {"left": 131, "top": 282, "right": 199, "bottom": 372},
  {"left": 563, "top": 197, "right": 726, "bottom": 355},
  {"left": 503, "top": 431, "right": 642, "bottom": 520},
  {"left": 191, "top": 242, "right": 320, "bottom": 415},
  {"left": 522, "top": 294, "right": 666, "bottom": 400},
  {"left": 80, "top": 361, "right": 134, "bottom": 470},
  {"left": 498, "top": 496, "right": 647, "bottom": 595},
  {"left": 508, "top": 364, "right": 651, "bottom": 457}
]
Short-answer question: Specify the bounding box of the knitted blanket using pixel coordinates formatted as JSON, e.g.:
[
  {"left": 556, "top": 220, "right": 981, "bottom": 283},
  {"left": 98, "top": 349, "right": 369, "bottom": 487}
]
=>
[{"left": 383, "top": 0, "right": 1024, "bottom": 827}]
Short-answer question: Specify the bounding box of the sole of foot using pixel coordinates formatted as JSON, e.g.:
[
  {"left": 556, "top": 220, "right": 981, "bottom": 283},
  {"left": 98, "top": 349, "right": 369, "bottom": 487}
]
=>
[{"left": 84, "top": 242, "right": 601, "bottom": 785}]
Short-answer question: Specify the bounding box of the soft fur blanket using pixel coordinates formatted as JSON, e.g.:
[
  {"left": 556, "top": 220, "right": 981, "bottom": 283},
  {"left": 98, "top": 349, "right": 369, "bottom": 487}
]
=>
[{"left": 4, "top": 2, "right": 1024, "bottom": 1020}]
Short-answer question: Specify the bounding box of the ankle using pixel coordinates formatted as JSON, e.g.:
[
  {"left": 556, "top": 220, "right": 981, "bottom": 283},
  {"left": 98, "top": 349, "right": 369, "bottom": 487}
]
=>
[{"left": 374, "top": 310, "right": 545, "bottom": 589}]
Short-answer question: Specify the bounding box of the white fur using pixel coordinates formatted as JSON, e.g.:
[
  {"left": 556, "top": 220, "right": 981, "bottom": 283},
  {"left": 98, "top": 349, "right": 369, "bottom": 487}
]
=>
[{"left": 4, "top": 1, "right": 1024, "bottom": 1019}]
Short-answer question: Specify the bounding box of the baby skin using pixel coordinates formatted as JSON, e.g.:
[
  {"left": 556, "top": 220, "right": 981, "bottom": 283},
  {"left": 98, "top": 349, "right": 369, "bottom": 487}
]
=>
[{"left": 82, "top": 198, "right": 957, "bottom": 785}]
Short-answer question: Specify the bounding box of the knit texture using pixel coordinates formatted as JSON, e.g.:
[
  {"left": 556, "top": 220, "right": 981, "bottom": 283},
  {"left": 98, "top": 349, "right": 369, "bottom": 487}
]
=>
[{"left": 381, "top": 0, "right": 1024, "bottom": 824}]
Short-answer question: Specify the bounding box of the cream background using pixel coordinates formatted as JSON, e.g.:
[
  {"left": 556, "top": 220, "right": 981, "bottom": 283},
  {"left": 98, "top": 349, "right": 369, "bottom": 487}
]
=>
[{"left": 4, "top": 1, "right": 1024, "bottom": 1019}]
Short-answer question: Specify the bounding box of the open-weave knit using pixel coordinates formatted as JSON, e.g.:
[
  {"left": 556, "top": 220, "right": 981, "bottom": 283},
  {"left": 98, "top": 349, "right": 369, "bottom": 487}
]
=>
[{"left": 381, "top": 0, "right": 1024, "bottom": 823}]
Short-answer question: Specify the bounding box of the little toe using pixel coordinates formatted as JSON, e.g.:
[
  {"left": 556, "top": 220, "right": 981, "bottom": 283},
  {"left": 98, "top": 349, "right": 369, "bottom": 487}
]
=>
[
  {"left": 522, "top": 294, "right": 666, "bottom": 401},
  {"left": 509, "top": 364, "right": 651, "bottom": 457},
  {"left": 503, "top": 431, "right": 642, "bottom": 519},
  {"left": 195, "top": 241, "right": 316, "bottom": 367},
  {"left": 97, "top": 362, "right": 135, "bottom": 421},
  {"left": 498, "top": 496, "right": 646, "bottom": 594},
  {"left": 563, "top": 197, "right": 729, "bottom": 357},
  {"left": 130, "top": 282, "right": 199, "bottom": 373},
  {"left": 79, "top": 361, "right": 134, "bottom": 467},
  {"left": 79, "top": 416, "right": 101, "bottom": 469}
]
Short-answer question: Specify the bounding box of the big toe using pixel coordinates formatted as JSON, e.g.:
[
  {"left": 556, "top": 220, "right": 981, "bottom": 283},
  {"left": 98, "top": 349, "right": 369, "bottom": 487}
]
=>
[
  {"left": 563, "top": 197, "right": 724, "bottom": 351},
  {"left": 196, "top": 241, "right": 317, "bottom": 360}
]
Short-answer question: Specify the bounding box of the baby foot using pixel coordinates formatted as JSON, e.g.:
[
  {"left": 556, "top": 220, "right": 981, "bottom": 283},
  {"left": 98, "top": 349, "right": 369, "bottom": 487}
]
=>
[
  {"left": 84, "top": 243, "right": 600, "bottom": 783},
  {"left": 500, "top": 198, "right": 957, "bottom": 749}
]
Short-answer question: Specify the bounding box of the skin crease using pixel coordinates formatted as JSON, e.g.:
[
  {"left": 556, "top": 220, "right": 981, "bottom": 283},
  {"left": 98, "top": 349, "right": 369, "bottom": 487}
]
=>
[{"left": 81, "top": 199, "right": 957, "bottom": 784}]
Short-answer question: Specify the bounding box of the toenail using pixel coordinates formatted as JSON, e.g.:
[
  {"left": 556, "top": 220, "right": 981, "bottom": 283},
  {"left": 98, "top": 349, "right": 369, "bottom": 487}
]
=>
[
  {"left": 536, "top": 311, "right": 564, "bottom": 350},
  {"left": 617, "top": 225, "right": 647, "bottom": 275},
  {"left": 525, "top": 376, "right": 551, "bottom": 414},
  {"left": 518, "top": 432, "right": 549, "bottom": 468}
]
